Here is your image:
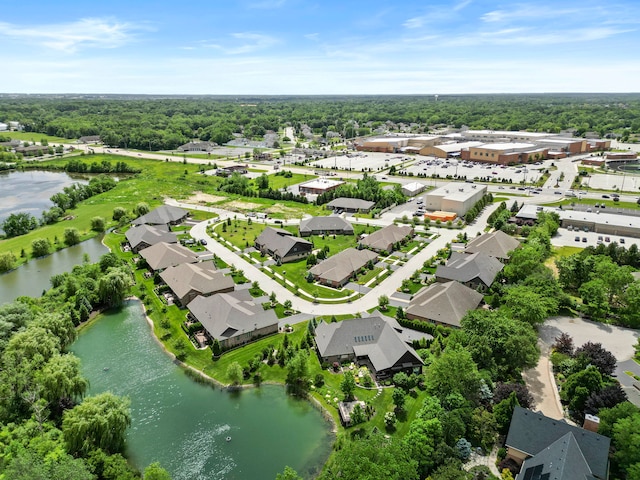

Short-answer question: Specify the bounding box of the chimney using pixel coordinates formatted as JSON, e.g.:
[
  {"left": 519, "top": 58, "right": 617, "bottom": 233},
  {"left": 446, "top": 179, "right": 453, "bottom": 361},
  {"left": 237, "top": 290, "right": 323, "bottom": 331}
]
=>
[{"left": 583, "top": 414, "right": 600, "bottom": 432}]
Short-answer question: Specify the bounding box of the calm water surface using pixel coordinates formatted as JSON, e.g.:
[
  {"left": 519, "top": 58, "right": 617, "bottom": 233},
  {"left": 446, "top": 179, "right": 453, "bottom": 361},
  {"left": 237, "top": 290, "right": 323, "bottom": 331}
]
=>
[
  {"left": 0, "top": 236, "right": 109, "bottom": 305},
  {"left": 71, "top": 301, "right": 333, "bottom": 480}
]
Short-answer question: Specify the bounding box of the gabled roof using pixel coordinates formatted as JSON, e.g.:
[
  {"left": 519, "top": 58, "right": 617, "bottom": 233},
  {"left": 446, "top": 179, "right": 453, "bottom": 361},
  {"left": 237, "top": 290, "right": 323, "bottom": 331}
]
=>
[
  {"left": 132, "top": 205, "right": 188, "bottom": 226},
  {"left": 159, "top": 262, "right": 234, "bottom": 300},
  {"left": 138, "top": 242, "right": 200, "bottom": 271},
  {"left": 406, "top": 281, "right": 483, "bottom": 327},
  {"left": 359, "top": 224, "right": 413, "bottom": 251},
  {"left": 516, "top": 433, "right": 595, "bottom": 480},
  {"left": 187, "top": 290, "right": 278, "bottom": 341},
  {"left": 465, "top": 230, "right": 520, "bottom": 260},
  {"left": 314, "top": 316, "right": 423, "bottom": 373},
  {"left": 326, "top": 198, "right": 375, "bottom": 211},
  {"left": 506, "top": 407, "right": 610, "bottom": 480},
  {"left": 255, "top": 227, "right": 311, "bottom": 257},
  {"left": 309, "top": 248, "right": 378, "bottom": 284},
  {"left": 299, "top": 216, "right": 354, "bottom": 235},
  {"left": 435, "top": 251, "right": 503, "bottom": 287},
  {"left": 125, "top": 224, "right": 177, "bottom": 250}
]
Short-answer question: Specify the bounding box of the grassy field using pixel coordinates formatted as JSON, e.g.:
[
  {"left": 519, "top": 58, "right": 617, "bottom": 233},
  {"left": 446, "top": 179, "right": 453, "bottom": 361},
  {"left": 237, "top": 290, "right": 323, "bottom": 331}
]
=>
[
  {"left": 267, "top": 172, "right": 316, "bottom": 190},
  {"left": 1, "top": 131, "right": 73, "bottom": 144}
]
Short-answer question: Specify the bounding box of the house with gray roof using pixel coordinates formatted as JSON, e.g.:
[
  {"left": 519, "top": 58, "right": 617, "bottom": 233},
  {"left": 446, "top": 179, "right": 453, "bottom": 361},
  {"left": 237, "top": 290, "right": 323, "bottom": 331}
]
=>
[
  {"left": 138, "top": 242, "right": 200, "bottom": 272},
  {"left": 298, "top": 216, "right": 354, "bottom": 237},
  {"left": 187, "top": 290, "right": 278, "bottom": 350},
  {"left": 132, "top": 205, "right": 189, "bottom": 228},
  {"left": 464, "top": 230, "right": 520, "bottom": 261},
  {"left": 314, "top": 315, "right": 423, "bottom": 379},
  {"left": 359, "top": 224, "right": 414, "bottom": 253},
  {"left": 177, "top": 141, "right": 218, "bottom": 152},
  {"left": 326, "top": 198, "right": 375, "bottom": 213},
  {"left": 125, "top": 224, "right": 178, "bottom": 253},
  {"left": 254, "top": 227, "right": 312, "bottom": 264},
  {"left": 159, "top": 262, "right": 234, "bottom": 306},
  {"left": 435, "top": 251, "right": 504, "bottom": 290},
  {"left": 406, "top": 281, "right": 483, "bottom": 328},
  {"left": 309, "top": 248, "right": 378, "bottom": 288},
  {"left": 506, "top": 407, "right": 610, "bottom": 480}
]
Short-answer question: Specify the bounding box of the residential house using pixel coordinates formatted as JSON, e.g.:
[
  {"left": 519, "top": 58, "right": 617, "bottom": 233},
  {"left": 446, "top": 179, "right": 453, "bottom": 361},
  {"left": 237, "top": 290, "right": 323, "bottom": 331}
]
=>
[
  {"left": 159, "top": 262, "right": 234, "bottom": 306},
  {"left": 359, "top": 224, "right": 414, "bottom": 253},
  {"left": 326, "top": 197, "right": 375, "bottom": 213},
  {"left": 187, "top": 290, "right": 278, "bottom": 350},
  {"left": 132, "top": 205, "right": 189, "bottom": 228},
  {"left": 464, "top": 230, "right": 520, "bottom": 261},
  {"left": 435, "top": 251, "right": 504, "bottom": 290},
  {"left": 506, "top": 407, "right": 610, "bottom": 480},
  {"left": 298, "top": 216, "right": 354, "bottom": 237},
  {"left": 314, "top": 315, "right": 423, "bottom": 379},
  {"left": 125, "top": 224, "right": 178, "bottom": 253},
  {"left": 138, "top": 242, "right": 200, "bottom": 272},
  {"left": 309, "top": 248, "right": 378, "bottom": 288},
  {"left": 406, "top": 281, "right": 484, "bottom": 328},
  {"left": 254, "top": 227, "right": 312, "bottom": 264}
]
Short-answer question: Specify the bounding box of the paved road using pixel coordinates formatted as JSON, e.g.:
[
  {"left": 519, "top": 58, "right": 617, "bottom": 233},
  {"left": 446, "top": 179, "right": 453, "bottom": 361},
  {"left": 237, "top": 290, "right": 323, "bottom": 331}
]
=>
[{"left": 522, "top": 342, "right": 565, "bottom": 420}]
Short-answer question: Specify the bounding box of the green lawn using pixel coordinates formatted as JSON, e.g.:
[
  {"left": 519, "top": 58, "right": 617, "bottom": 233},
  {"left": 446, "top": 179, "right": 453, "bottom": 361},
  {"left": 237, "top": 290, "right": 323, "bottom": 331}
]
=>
[
  {"left": 267, "top": 172, "right": 317, "bottom": 190},
  {"left": 2, "top": 131, "right": 73, "bottom": 144}
]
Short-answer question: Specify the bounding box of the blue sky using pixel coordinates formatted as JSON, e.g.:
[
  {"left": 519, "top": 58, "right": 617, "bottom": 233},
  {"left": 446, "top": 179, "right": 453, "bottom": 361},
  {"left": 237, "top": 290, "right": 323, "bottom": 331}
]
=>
[{"left": 1, "top": 0, "right": 638, "bottom": 94}]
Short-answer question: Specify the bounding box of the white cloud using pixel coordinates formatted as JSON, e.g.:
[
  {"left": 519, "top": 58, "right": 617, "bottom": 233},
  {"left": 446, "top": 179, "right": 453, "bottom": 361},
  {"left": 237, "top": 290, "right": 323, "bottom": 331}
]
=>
[
  {"left": 0, "top": 17, "right": 142, "bottom": 53},
  {"left": 204, "top": 32, "right": 279, "bottom": 55}
]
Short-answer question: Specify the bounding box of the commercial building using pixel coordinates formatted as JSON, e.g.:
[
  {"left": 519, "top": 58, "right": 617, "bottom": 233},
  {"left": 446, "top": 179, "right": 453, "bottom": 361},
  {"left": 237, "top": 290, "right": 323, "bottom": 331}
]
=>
[
  {"left": 424, "top": 183, "right": 487, "bottom": 217},
  {"left": 298, "top": 178, "right": 345, "bottom": 196},
  {"left": 462, "top": 143, "right": 548, "bottom": 165},
  {"left": 419, "top": 141, "right": 484, "bottom": 159},
  {"left": 401, "top": 181, "right": 427, "bottom": 197}
]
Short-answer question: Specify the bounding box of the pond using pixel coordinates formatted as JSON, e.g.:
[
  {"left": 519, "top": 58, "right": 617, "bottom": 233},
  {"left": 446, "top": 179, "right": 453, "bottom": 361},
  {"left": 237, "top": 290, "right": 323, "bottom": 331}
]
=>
[
  {"left": 0, "top": 236, "right": 109, "bottom": 305},
  {"left": 71, "top": 301, "right": 333, "bottom": 480}
]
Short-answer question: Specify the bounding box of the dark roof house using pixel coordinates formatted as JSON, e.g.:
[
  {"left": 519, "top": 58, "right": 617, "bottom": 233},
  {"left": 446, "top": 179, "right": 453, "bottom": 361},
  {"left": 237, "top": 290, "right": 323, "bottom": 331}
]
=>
[
  {"left": 299, "top": 216, "right": 354, "bottom": 237},
  {"left": 309, "top": 248, "right": 378, "bottom": 287},
  {"left": 159, "top": 262, "right": 234, "bottom": 306},
  {"left": 125, "top": 224, "right": 178, "bottom": 253},
  {"left": 132, "top": 205, "right": 189, "bottom": 228},
  {"left": 435, "top": 251, "right": 504, "bottom": 289},
  {"left": 138, "top": 242, "right": 200, "bottom": 272},
  {"left": 314, "top": 315, "right": 423, "bottom": 378},
  {"left": 359, "top": 224, "right": 414, "bottom": 253},
  {"left": 464, "top": 230, "right": 520, "bottom": 261},
  {"left": 406, "top": 281, "right": 483, "bottom": 328},
  {"left": 326, "top": 198, "right": 375, "bottom": 213},
  {"left": 187, "top": 290, "right": 279, "bottom": 349},
  {"left": 254, "top": 227, "right": 312, "bottom": 264},
  {"left": 506, "top": 407, "right": 610, "bottom": 480}
]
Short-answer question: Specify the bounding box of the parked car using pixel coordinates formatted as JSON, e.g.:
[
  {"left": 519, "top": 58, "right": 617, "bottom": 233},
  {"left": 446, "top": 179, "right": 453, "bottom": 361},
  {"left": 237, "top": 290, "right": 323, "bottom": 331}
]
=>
[
  {"left": 621, "top": 238, "right": 626, "bottom": 244},
  {"left": 575, "top": 236, "right": 581, "bottom": 242},
  {"left": 199, "top": 239, "right": 207, "bottom": 246},
  {"left": 602, "top": 194, "right": 610, "bottom": 199},
  {"left": 582, "top": 237, "right": 587, "bottom": 242},
  {"left": 605, "top": 237, "right": 611, "bottom": 242}
]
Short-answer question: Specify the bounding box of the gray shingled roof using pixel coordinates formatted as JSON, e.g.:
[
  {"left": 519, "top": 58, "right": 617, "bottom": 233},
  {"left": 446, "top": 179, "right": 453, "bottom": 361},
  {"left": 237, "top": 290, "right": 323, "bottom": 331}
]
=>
[
  {"left": 132, "top": 205, "right": 188, "bottom": 226},
  {"left": 299, "top": 216, "right": 354, "bottom": 235},
  {"left": 159, "top": 262, "right": 234, "bottom": 300},
  {"left": 138, "top": 242, "right": 200, "bottom": 271},
  {"left": 255, "top": 227, "right": 312, "bottom": 258},
  {"left": 406, "top": 281, "right": 483, "bottom": 327},
  {"left": 125, "top": 224, "right": 177, "bottom": 251},
  {"left": 464, "top": 230, "right": 520, "bottom": 260},
  {"left": 309, "top": 248, "right": 378, "bottom": 285},
  {"left": 314, "top": 316, "right": 423, "bottom": 373},
  {"left": 506, "top": 407, "right": 610, "bottom": 480},
  {"left": 435, "top": 251, "right": 504, "bottom": 287},
  {"left": 326, "top": 198, "right": 375, "bottom": 211},
  {"left": 516, "top": 432, "right": 594, "bottom": 480},
  {"left": 187, "top": 290, "right": 278, "bottom": 342},
  {"left": 359, "top": 224, "right": 413, "bottom": 252}
]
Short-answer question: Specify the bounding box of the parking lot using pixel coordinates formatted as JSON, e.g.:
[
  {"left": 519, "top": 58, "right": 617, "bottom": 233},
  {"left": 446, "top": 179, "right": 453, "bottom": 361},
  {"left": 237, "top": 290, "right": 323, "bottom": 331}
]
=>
[
  {"left": 551, "top": 226, "right": 640, "bottom": 248},
  {"left": 581, "top": 173, "right": 640, "bottom": 192},
  {"left": 309, "top": 151, "right": 408, "bottom": 172}
]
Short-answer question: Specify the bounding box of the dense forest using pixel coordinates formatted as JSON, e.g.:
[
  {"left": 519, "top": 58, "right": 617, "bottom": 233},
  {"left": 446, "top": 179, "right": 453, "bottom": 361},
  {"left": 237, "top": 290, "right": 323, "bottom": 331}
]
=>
[{"left": 1, "top": 94, "right": 640, "bottom": 150}]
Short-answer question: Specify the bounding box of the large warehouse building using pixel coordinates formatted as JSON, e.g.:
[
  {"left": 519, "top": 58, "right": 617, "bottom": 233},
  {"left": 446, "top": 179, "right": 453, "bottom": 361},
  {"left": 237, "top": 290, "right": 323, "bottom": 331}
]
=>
[{"left": 424, "top": 183, "right": 487, "bottom": 217}]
